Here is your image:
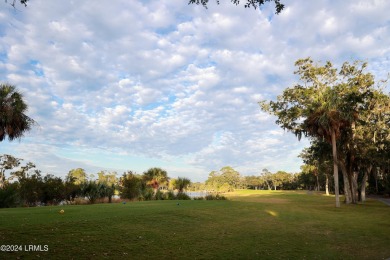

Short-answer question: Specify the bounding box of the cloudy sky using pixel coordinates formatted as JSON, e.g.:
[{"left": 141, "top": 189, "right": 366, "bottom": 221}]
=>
[{"left": 1, "top": 0, "right": 389, "bottom": 181}]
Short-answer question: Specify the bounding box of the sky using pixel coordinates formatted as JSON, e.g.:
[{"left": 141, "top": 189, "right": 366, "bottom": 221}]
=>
[{"left": 1, "top": 0, "right": 390, "bottom": 182}]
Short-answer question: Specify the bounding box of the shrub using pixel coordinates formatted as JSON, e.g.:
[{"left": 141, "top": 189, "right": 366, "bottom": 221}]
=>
[
  {"left": 142, "top": 188, "right": 155, "bottom": 201},
  {"left": 205, "top": 194, "right": 227, "bottom": 200},
  {"left": 193, "top": 196, "right": 204, "bottom": 200},
  {"left": 166, "top": 190, "right": 176, "bottom": 200},
  {"left": 155, "top": 190, "right": 165, "bottom": 200},
  {"left": 176, "top": 192, "right": 191, "bottom": 200},
  {"left": 80, "top": 181, "right": 106, "bottom": 204}
]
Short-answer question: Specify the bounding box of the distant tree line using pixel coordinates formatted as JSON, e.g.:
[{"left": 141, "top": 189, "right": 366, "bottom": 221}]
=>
[
  {"left": 0, "top": 154, "right": 193, "bottom": 208},
  {"left": 189, "top": 166, "right": 329, "bottom": 192},
  {"left": 192, "top": 162, "right": 389, "bottom": 199}
]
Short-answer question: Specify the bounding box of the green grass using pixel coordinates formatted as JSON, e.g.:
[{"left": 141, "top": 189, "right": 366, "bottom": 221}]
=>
[{"left": 1, "top": 190, "right": 389, "bottom": 259}]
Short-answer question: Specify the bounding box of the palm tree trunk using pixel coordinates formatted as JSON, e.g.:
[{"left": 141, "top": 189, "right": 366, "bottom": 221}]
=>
[
  {"left": 331, "top": 130, "right": 340, "bottom": 208},
  {"left": 360, "top": 165, "right": 371, "bottom": 203}
]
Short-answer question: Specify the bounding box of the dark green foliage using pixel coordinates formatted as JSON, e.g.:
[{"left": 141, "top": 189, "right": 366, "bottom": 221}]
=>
[
  {"left": 0, "top": 182, "right": 20, "bottom": 207},
  {"left": 155, "top": 190, "right": 165, "bottom": 200},
  {"left": 103, "top": 184, "right": 116, "bottom": 203},
  {"left": 176, "top": 192, "right": 191, "bottom": 200},
  {"left": 80, "top": 181, "right": 107, "bottom": 204},
  {"left": 41, "top": 174, "right": 66, "bottom": 205},
  {"left": 18, "top": 171, "right": 43, "bottom": 206},
  {"left": 119, "top": 171, "right": 143, "bottom": 200},
  {"left": 64, "top": 176, "right": 81, "bottom": 202},
  {"left": 141, "top": 188, "right": 155, "bottom": 201},
  {"left": 166, "top": 190, "right": 176, "bottom": 200}
]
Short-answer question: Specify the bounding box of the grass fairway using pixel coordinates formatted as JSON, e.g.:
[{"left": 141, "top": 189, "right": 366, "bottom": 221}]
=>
[{"left": 1, "top": 190, "right": 389, "bottom": 259}]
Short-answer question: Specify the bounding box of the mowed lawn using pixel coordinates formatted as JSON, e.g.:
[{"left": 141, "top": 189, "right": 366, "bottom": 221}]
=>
[{"left": 1, "top": 190, "right": 389, "bottom": 259}]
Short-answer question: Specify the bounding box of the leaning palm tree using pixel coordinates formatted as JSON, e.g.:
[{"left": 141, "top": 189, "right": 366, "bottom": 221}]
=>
[{"left": 0, "top": 83, "right": 35, "bottom": 142}]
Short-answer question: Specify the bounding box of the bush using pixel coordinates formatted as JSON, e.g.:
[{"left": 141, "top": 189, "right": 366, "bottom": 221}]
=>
[
  {"left": 81, "top": 181, "right": 105, "bottom": 204},
  {"left": 205, "top": 194, "right": 227, "bottom": 200},
  {"left": 142, "top": 188, "right": 155, "bottom": 201},
  {"left": 176, "top": 192, "right": 191, "bottom": 200},
  {"left": 166, "top": 190, "right": 176, "bottom": 200},
  {"left": 155, "top": 190, "right": 165, "bottom": 200},
  {"left": 193, "top": 196, "right": 204, "bottom": 200}
]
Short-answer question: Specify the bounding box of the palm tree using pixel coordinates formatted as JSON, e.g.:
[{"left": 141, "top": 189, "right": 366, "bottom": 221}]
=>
[
  {"left": 173, "top": 177, "right": 191, "bottom": 193},
  {"left": 143, "top": 167, "right": 169, "bottom": 194},
  {"left": 0, "top": 83, "right": 35, "bottom": 142},
  {"left": 304, "top": 106, "right": 349, "bottom": 208}
]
